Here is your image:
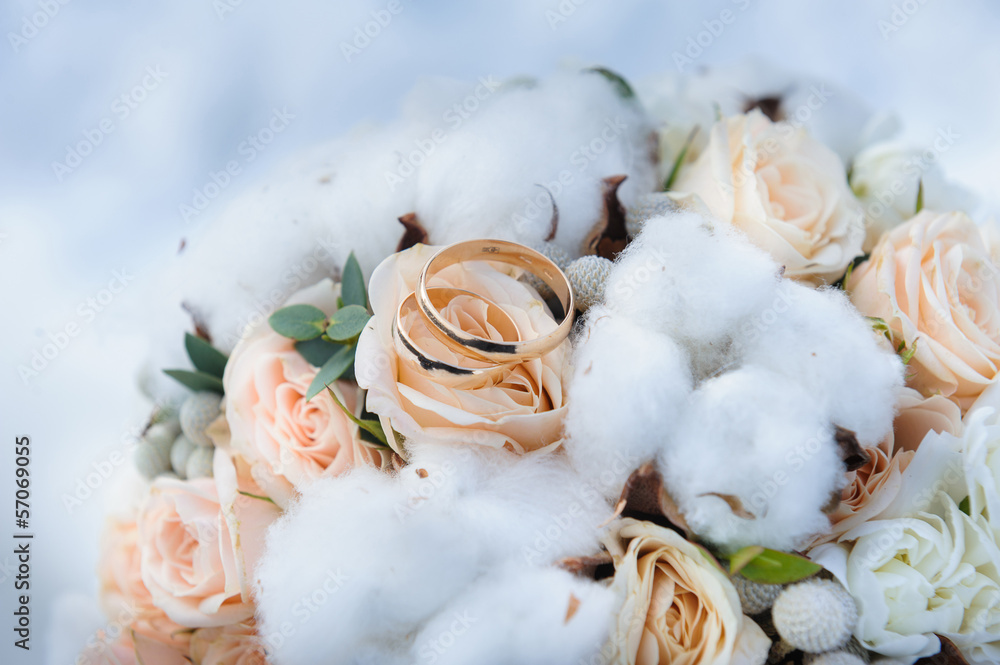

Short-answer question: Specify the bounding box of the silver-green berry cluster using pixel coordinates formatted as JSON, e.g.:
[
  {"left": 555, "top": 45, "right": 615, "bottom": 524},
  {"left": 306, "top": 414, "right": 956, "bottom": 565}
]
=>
[
  {"left": 180, "top": 391, "right": 223, "bottom": 446},
  {"left": 566, "top": 255, "right": 613, "bottom": 311},
  {"left": 732, "top": 575, "right": 784, "bottom": 615},
  {"left": 522, "top": 242, "right": 572, "bottom": 299},
  {"left": 625, "top": 192, "right": 678, "bottom": 238},
  {"left": 133, "top": 420, "right": 179, "bottom": 479},
  {"left": 772, "top": 579, "right": 858, "bottom": 654}
]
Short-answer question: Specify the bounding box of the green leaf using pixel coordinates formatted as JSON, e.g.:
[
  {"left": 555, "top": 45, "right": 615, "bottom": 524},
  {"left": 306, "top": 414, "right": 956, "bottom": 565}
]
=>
[
  {"left": 663, "top": 126, "right": 699, "bottom": 191},
  {"left": 959, "top": 496, "right": 971, "bottom": 515},
  {"left": 304, "top": 344, "right": 356, "bottom": 401},
  {"left": 163, "top": 369, "right": 225, "bottom": 394},
  {"left": 738, "top": 548, "right": 821, "bottom": 585},
  {"left": 326, "top": 304, "right": 371, "bottom": 342},
  {"left": 184, "top": 333, "right": 228, "bottom": 378},
  {"left": 327, "top": 387, "right": 388, "bottom": 446},
  {"left": 295, "top": 336, "right": 341, "bottom": 367},
  {"left": 916, "top": 178, "right": 925, "bottom": 214},
  {"left": 727, "top": 545, "right": 765, "bottom": 575},
  {"left": 899, "top": 338, "right": 918, "bottom": 365},
  {"left": 238, "top": 490, "right": 276, "bottom": 505},
  {"left": 269, "top": 304, "right": 327, "bottom": 340},
  {"left": 341, "top": 252, "right": 367, "bottom": 308},
  {"left": 585, "top": 67, "right": 635, "bottom": 99}
]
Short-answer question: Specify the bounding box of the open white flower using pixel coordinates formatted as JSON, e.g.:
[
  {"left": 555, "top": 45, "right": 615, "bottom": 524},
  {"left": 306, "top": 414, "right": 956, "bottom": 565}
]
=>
[{"left": 811, "top": 493, "right": 1000, "bottom": 664}]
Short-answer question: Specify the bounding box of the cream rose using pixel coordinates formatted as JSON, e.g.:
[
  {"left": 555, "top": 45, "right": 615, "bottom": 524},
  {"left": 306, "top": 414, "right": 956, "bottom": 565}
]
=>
[
  {"left": 812, "top": 388, "right": 963, "bottom": 547},
  {"left": 190, "top": 622, "right": 268, "bottom": 665},
  {"left": 224, "top": 279, "right": 390, "bottom": 508},
  {"left": 137, "top": 477, "right": 252, "bottom": 628},
  {"left": 848, "top": 211, "right": 1000, "bottom": 410},
  {"left": 97, "top": 518, "right": 190, "bottom": 649},
  {"left": 673, "top": 110, "right": 864, "bottom": 283},
  {"left": 672, "top": 109, "right": 864, "bottom": 284},
  {"left": 811, "top": 493, "right": 1000, "bottom": 664},
  {"left": 355, "top": 244, "right": 571, "bottom": 454},
  {"left": 603, "top": 519, "right": 770, "bottom": 665}
]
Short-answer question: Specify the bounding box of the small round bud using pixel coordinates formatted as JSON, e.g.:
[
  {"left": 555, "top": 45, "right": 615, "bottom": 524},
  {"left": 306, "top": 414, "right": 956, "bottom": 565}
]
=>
[
  {"left": 180, "top": 391, "right": 222, "bottom": 447},
  {"left": 170, "top": 435, "right": 197, "bottom": 479},
  {"left": 773, "top": 579, "right": 858, "bottom": 654},
  {"left": 566, "top": 255, "right": 613, "bottom": 311},
  {"left": 185, "top": 446, "right": 214, "bottom": 479}
]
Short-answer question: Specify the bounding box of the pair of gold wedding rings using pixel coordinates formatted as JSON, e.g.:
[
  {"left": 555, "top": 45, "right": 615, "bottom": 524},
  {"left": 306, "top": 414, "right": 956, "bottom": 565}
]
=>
[{"left": 392, "top": 239, "right": 575, "bottom": 388}]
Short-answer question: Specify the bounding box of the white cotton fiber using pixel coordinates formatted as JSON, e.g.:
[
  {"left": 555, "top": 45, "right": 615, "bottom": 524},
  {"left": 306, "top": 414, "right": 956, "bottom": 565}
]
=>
[
  {"left": 414, "top": 71, "right": 657, "bottom": 257},
  {"left": 660, "top": 366, "right": 846, "bottom": 552},
  {"left": 737, "top": 281, "right": 904, "bottom": 446},
  {"left": 256, "top": 444, "right": 613, "bottom": 665},
  {"left": 409, "top": 564, "right": 617, "bottom": 665},
  {"left": 401, "top": 441, "right": 613, "bottom": 566},
  {"left": 255, "top": 467, "right": 482, "bottom": 664},
  {"left": 605, "top": 211, "right": 782, "bottom": 379},
  {"left": 564, "top": 307, "right": 693, "bottom": 500}
]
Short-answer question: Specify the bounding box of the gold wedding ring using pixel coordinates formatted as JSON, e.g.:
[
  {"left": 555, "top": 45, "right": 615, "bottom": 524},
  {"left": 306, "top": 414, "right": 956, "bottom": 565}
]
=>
[
  {"left": 393, "top": 287, "right": 521, "bottom": 388},
  {"left": 416, "top": 240, "right": 574, "bottom": 362}
]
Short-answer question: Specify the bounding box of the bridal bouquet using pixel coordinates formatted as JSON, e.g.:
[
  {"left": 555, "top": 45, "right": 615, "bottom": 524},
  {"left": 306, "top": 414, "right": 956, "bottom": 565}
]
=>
[{"left": 79, "top": 62, "right": 1000, "bottom": 665}]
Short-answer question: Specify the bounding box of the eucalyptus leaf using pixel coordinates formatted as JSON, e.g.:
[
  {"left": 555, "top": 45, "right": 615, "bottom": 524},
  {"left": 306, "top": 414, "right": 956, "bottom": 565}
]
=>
[
  {"left": 184, "top": 333, "right": 228, "bottom": 378},
  {"left": 326, "top": 304, "right": 371, "bottom": 341},
  {"left": 163, "top": 369, "right": 225, "bottom": 394},
  {"left": 295, "top": 336, "right": 341, "bottom": 367},
  {"left": 304, "top": 344, "right": 356, "bottom": 400},
  {"left": 341, "top": 252, "right": 367, "bottom": 308},
  {"left": 916, "top": 178, "right": 925, "bottom": 214},
  {"left": 327, "top": 387, "right": 388, "bottom": 446},
  {"left": 738, "top": 548, "right": 821, "bottom": 585},
  {"left": 269, "top": 304, "right": 327, "bottom": 340}
]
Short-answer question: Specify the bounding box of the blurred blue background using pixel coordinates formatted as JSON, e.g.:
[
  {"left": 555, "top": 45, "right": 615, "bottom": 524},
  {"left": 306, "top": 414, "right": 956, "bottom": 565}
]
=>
[{"left": 1, "top": 1, "right": 998, "bottom": 662}]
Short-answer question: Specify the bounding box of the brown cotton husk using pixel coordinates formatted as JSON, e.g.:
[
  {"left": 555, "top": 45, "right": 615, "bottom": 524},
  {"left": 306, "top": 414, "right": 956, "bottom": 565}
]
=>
[
  {"left": 396, "top": 212, "right": 429, "bottom": 252},
  {"left": 617, "top": 462, "right": 691, "bottom": 534},
  {"left": 583, "top": 175, "right": 629, "bottom": 260}
]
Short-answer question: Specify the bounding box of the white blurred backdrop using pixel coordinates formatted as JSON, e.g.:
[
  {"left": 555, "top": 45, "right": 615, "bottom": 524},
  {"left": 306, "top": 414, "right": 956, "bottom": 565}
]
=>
[{"left": 1, "top": 1, "right": 998, "bottom": 662}]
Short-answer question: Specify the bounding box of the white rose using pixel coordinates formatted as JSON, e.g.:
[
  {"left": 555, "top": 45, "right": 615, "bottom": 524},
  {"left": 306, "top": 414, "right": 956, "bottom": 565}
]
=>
[
  {"left": 812, "top": 493, "right": 1000, "bottom": 664},
  {"left": 850, "top": 139, "right": 977, "bottom": 251},
  {"left": 959, "top": 381, "right": 1000, "bottom": 532}
]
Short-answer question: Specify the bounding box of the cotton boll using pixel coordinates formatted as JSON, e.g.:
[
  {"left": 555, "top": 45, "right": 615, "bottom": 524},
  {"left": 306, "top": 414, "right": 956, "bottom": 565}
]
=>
[
  {"left": 414, "top": 72, "right": 657, "bottom": 257},
  {"left": 738, "top": 281, "right": 904, "bottom": 447},
  {"left": 564, "top": 307, "right": 693, "bottom": 501},
  {"left": 661, "top": 366, "right": 846, "bottom": 552},
  {"left": 400, "top": 441, "right": 613, "bottom": 566},
  {"left": 410, "top": 564, "right": 617, "bottom": 665},
  {"left": 605, "top": 211, "right": 782, "bottom": 379},
  {"left": 255, "top": 468, "right": 487, "bottom": 665}
]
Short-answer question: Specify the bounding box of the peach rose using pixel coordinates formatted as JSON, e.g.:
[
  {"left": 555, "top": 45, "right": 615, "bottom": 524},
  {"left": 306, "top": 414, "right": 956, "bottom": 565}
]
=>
[
  {"left": 603, "top": 519, "right": 770, "bottom": 665},
  {"left": 355, "top": 244, "right": 571, "bottom": 455},
  {"left": 811, "top": 388, "right": 963, "bottom": 546},
  {"left": 848, "top": 211, "right": 1000, "bottom": 410},
  {"left": 191, "top": 622, "right": 269, "bottom": 665},
  {"left": 97, "top": 518, "right": 190, "bottom": 650},
  {"left": 137, "top": 477, "right": 252, "bottom": 628},
  {"left": 78, "top": 631, "right": 191, "bottom": 665},
  {"left": 224, "top": 279, "right": 390, "bottom": 508},
  {"left": 673, "top": 109, "right": 864, "bottom": 284}
]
